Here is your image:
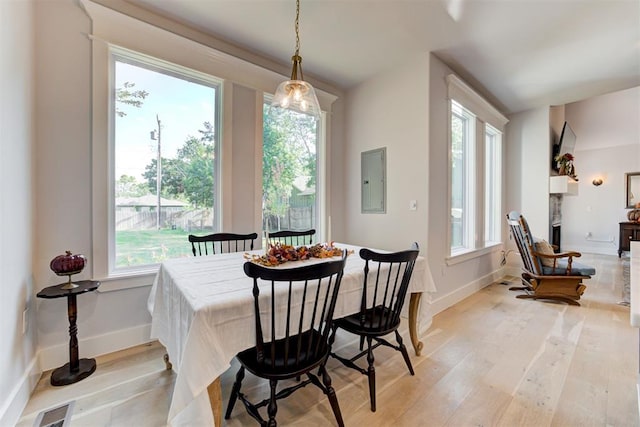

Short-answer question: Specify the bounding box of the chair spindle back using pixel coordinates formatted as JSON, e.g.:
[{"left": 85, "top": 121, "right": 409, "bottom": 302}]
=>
[
  {"left": 243, "top": 251, "right": 347, "bottom": 371},
  {"left": 359, "top": 243, "right": 419, "bottom": 333},
  {"left": 188, "top": 232, "right": 258, "bottom": 256},
  {"left": 506, "top": 211, "right": 542, "bottom": 274},
  {"left": 267, "top": 229, "right": 316, "bottom": 247}
]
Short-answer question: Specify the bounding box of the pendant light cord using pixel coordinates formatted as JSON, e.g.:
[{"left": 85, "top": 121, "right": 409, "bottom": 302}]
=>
[
  {"left": 273, "top": 0, "right": 320, "bottom": 119},
  {"left": 294, "top": 0, "right": 300, "bottom": 56},
  {"left": 290, "top": 0, "right": 303, "bottom": 81}
]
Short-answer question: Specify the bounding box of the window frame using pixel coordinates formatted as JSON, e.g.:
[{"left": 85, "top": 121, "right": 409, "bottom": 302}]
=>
[
  {"left": 484, "top": 123, "right": 502, "bottom": 246},
  {"left": 450, "top": 101, "right": 476, "bottom": 252},
  {"left": 109, "top": 48, "right": 223, "bottom": 275},
  {"left": 446, "top": 74, "right": 508, "bottom": 264},
  {"left": 261, "top": 95, "right": 326, "bottom": 240},
  {"left": 84, "top": 0, "right": 338, "bottom": 291}
]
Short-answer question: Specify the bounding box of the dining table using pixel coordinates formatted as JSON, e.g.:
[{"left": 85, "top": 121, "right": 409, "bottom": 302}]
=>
[{"left": 147, "top": 243, "right": 435, "bottom": 426}]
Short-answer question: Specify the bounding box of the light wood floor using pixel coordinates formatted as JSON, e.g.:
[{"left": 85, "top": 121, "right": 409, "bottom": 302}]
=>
[{"left": 18, "top": 253, "right": 638, "bottom": 426}]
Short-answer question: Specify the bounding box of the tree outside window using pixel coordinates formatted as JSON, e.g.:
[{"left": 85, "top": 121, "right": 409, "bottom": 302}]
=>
[
  {"left": 262, "top": 104, "right": 318, "bottom": 235},
  {"left": 113, "top": 56, "right": 219, "bottom": 268}
]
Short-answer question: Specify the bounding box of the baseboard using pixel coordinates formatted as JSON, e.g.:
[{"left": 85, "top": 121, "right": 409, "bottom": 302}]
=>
[
  {"left": 563, "top": 244, "right": 618, "bottom": 257},
  {"left": 503, "top": 265, "right": 521, "bottom": 277},
  {"left": 38, "top": 323, "right": 153, "bottom": 372},
  {"left": 0, "top": 355, "right": 41, "bottom": 427},
  {"left": 429, "top": 269, "right": 505, "bottom": 317}
]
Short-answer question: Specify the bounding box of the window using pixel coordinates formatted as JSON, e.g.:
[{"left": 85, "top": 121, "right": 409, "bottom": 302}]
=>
[
  {"left": 450, "top": 101, "right": 475, "bottom": 251},
  {"left": 447, "top": 75, "right": 508, "bottom": 259},
  {"left": 262, "top": 100, "right": 320, "bottom": 241},
  {"left": 87, "top": 3, "right": 338, "bottom": 288},
  {"left": 111, "top": 49, "right": 221, "bottom": 272},
  {"left": 484, "top": 124, "right": 502, "bottom": 245}
]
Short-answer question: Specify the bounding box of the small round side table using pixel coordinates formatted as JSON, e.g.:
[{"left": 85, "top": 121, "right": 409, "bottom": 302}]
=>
[{"left": 37, "top": 280, "right": 100, "bottom": 386}]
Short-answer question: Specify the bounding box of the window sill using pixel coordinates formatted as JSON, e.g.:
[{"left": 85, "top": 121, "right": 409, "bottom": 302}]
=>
[
  {"left": 95, "top": 268, "right": 158, "bottom": 292},
  {"left": 446, "top": 243, "right": 503, "bottom": 266}
]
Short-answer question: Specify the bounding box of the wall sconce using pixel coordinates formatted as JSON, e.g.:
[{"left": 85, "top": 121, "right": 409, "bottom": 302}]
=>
[{"left": 592, "top": 178, "right": 604, "bottom": 186}]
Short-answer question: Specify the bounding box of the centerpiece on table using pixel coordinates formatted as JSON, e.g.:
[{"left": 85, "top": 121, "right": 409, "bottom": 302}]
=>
[{"left": 245, "top": 242, "right": 349, "bottom": 267}]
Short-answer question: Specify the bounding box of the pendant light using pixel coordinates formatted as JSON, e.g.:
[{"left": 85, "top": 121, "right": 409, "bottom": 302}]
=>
[{"left": 271, "top": 0, "right": 321, "bottom": 121}]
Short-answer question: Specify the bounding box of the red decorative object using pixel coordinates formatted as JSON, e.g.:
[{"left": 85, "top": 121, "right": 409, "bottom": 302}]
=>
[{"left": 50, "top": 251, "right": 87, "bottom": 289}]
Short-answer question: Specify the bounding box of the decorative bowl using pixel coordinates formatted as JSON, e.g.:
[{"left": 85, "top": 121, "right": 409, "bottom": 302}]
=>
[{"left": 50, "top": 251, "right": 86, "bottom": 289}]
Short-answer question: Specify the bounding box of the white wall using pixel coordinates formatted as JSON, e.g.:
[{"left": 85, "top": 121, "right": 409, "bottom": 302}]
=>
[
  {"left": 341, "top": 53, "right": 506, "bottom": 324},
  {"left": 328, "top": 99, "right": 346, "bottom": 241},
  {"left": 427, "top": 55, "right": 505, "bottom": 312},
  {"left": 33, "top": 0, "right": 156, "bottom": 367},
  {"left": 341, "top": 55, "right": 430, "bottom": 251},
  {"left": 30, "top": 0, "right": 345, "bottom": 376},
  {"left": 230, "top": 83, "right": 263, "bottom": 236},
  {"left": 0, "top": 1, "right": 38, "bottom": 424},
  {"left": 504, "top": 107, "right": 551, "bottom": 239},
  {"left": 341, "top": 53, "right": 446, "bottom": 327},
  {"left": 562, "top": 86, "right": 640, "bottom": 255}
]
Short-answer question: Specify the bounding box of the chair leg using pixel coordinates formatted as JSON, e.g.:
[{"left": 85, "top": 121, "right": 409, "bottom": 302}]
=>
[
  {"left": 320, "top": 364, "right": 345, "bottom": 427},
  {"left": 329, "top": 324, "right": 338, "bottom": 347},
  {"left": 225, "top": 366, "right": 245, "bottom": 419},
  {"left": 366, "top": 337, "right": 376, "bottom": 412},
  {"left": 395, "top": 330, "right": 415, "bottom": 376},
  {"left": 267, "top": 379, "right": 278, "bottom": 427}
]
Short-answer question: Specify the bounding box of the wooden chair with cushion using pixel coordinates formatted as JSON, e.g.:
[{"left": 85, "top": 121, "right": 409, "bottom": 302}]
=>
[
  {"left": 225, "top": 252, "right": 348, "bottom": 426},
  {"left": 267, "top": 229, "right": 316, "bottom": 247},
  {"left": 329, "top": 243, "right": 420, "bottom": 412},
  {"left": 188, "top": 232, "right": 258, "bottom": 256},
  {"left": 506, "top": 211, "right": 595, "bottom": 305}
]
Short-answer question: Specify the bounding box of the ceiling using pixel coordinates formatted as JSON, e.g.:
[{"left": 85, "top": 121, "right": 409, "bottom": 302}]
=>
[{"left": 125, "top": 0, "right": 640, "bottom": 114}]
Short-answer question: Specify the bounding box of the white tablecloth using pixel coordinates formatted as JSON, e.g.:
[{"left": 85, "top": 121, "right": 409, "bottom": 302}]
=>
[{"left": 148, "top": 244, "right": 433, "bottom": 426}]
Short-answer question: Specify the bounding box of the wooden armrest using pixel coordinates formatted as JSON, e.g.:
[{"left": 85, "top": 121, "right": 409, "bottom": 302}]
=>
[
  {"left": 531, "top": 250, "right": 581, "bottom": 275},
  {"left": 532, "top": 251, "right": 581, "bottom": 260},
  {"left": 559, "top": 251, "right": 581, "bottom": 258}
]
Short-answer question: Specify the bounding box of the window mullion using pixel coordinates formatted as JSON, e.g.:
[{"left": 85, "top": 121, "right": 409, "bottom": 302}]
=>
[
  {"left": 475, "top": 119, "right": 486, "bottom": 249},
  {"left": 464, "top": 113, "right": 475, "bottom": 250}
]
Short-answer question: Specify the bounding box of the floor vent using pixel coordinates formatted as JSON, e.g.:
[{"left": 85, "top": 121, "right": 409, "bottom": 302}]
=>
[{"left": 33, "top": 401, "right": 75, "bottom": 427}]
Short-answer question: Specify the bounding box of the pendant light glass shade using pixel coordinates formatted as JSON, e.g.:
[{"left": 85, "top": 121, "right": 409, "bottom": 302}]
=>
[
  {"left": 270, "top": 0, "right": 321, "bottom": 121},
  {"left": 272, "top": 58, "right": 321, "bottom": 120}
]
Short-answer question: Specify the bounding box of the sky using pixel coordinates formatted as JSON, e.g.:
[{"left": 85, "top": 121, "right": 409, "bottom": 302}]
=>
[{"left": 115, "top": 61, "right": 217, "bottom": 181}]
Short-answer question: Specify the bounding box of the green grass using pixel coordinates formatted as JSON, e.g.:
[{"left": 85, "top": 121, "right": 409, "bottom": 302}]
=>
[{"left": 116, "top": 228, "right": 197, "bottom": 267}]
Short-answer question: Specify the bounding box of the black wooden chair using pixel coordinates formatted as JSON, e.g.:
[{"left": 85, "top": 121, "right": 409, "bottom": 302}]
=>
[
  {"left": 268, "top": 229, "right": 316, "bottom": 247},
  {"left": 329, "top": 243, "right": 419, "bottom": 412},
  {"left": 188, "top": 232, "right": 258, "bottom": 256},
  {"left": 225, "top": 252, "right": 348, "bottom": 426}
]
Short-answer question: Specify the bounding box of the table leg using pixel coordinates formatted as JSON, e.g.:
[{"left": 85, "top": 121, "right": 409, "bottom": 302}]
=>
[
  {"left": 68, "top": 294, "right": 79, "bottom": 371},
  {"left": 207, "top": 377, "right": 223, "bottom": 427},
  {"left": 50, "top": 294, "right": 96, "bottom": 386},
  {"left": 163, "top": 353, "right": 173, "bottom": 371},
  {"left": 408, "top": 292, "right": 423, "bottom": 356}
]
